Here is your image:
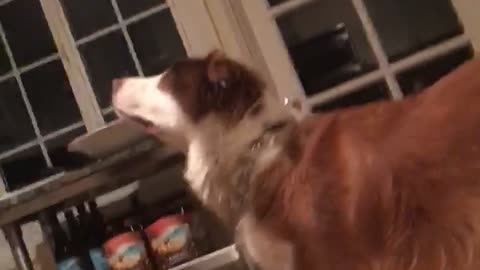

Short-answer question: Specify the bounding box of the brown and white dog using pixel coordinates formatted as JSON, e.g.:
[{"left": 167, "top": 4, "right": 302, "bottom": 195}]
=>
[{"left": 112, "top": 50, "right": 480, "bottom": 270}]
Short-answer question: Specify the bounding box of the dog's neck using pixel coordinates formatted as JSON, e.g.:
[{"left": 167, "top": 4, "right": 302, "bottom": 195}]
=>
[{"left": 183, "top": 92, "right": 295, "bottom": 223}]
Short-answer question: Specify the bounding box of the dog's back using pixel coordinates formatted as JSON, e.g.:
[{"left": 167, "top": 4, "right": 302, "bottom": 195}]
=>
[{"left": 253, "top": 59, "right": 480, "bottom": 270}]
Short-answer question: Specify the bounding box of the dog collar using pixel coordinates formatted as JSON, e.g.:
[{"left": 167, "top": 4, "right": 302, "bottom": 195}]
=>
[{"left": 249, "top": 119, "right": 290, "bottom": 153}]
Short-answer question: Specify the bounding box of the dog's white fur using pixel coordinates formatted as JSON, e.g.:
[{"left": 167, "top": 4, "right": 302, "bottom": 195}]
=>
[{"left": 113, "top": 74, "right": 295, "bottom": 270}]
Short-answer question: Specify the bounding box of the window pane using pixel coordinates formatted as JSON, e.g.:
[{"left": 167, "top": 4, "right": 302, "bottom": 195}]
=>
[
  {"left": 0, "top": 78, "right": 36, "bottom": 153},
  {"left": 313, "top": 82, "right": 389, "bottom": 112},
  {"left": 104, "top": 111, "right": 117, "bottom": 123},
  {"left": 46, "top": 125, "right": 88, "bottom": 169},
  {"left": 398, "top": 46, "right": 473, "bottom": 96},
  {"left": 79, "top": 31, "right": 138, "bottom": 109},
  {"left": 1, "top": 146, "right": 47, "bottom": 191},
  {"left": 22, "top": 60, "right": 82, "bottom": 134},
  {"left": 365, "top": 0, "right": 463, "bottom": 60},
  {"left": 117, "top": 0, "right": 165, "bottom": 19},
  {"left": 128, "top": 9, "right": 186, "bottom": 76},
  {"left": 62, "top": 0, "right": 117, "bottom": 40},
  {"left": 0, "top": 40, "right": 11, "bottom": 75},
  {"left": 276, "top": 0, "right": 377, "bottom": 96},
  {"left": 0, "top": 0, "right": 57, "bottom": 66}
]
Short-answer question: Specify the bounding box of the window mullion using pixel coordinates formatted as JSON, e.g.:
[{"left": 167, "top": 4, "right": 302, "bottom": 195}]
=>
[
  {"left": 39, "top": 0, "right": 105, "bottom": 132},
  {"left": 351, "top": 0, "right": 404, "bottom": 100},
  {"left": 391, "top": 34, "right": 470, "bottom": 74},
  {"left": 307, "top": 69, "right": 384, "bottom": 107},
  {"left": 308, "top": 34, "right": 470, "bottom": 108},
  {"left": 0, "top": 23, "right": 52, "bottom": 167},
  {"left": 110, "top": 0, "right": 144, "bottom": 77},
  {"left": 271, "top": 0, "right": 314, "bottom": 18}
]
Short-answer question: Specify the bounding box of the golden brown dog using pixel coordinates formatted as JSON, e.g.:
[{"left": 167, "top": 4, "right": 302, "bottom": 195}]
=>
[{"left": 112, "top": 50, "right": 480, "bottom": 270}]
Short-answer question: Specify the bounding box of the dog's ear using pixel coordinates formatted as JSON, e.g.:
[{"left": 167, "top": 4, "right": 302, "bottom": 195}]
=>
[
  {"left": 206, "top": 50, "right": 234, "bottom": 87},
  {"left": 202, "top": 50, "right": 263, "bottom": 123}
]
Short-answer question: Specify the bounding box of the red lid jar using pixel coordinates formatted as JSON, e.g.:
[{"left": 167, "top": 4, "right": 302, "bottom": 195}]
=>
[
  {"left": 103, "top": 232, "right": 153, "bottom": 270},
  {"left": 145, "top": 214, "right": 196, "bottom": 268}
]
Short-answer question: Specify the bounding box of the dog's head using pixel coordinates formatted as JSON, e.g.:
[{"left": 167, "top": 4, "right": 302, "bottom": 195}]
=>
[{"left": 112, "top": 51, "right": 271, "bottom": 146}]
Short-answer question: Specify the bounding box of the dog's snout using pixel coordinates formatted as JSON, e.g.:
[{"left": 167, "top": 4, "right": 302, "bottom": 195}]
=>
[{"left": 112, "top": 78, "right": 126, "bottom": 96}]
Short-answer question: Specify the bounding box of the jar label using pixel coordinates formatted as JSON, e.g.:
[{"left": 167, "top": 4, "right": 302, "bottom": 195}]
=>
[
  {"left": 146, "top": 215, "right": 196, "bottom": 268},
  {"left": 89, "top": 248, "right": 109, "bottom": 270},
  {"left": 104, "top": 232, "right": 152, "bottom": 270},
  {"left": 57, "top": 257, "right": 84, "bottom": 270}
]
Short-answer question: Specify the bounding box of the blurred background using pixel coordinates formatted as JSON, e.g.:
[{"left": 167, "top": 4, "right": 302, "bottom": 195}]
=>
[{"left": 0, "top": 0, "right": 478, "bottom": 269}]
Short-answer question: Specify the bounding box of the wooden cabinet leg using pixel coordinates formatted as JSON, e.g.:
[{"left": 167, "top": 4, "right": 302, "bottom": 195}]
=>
[{"left": 2, "top": 223, "right": 34, "bottom": 270}]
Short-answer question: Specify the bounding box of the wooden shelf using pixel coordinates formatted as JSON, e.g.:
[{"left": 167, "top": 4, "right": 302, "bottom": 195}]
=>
[
  {"left": 0, "top": 139, "right": 183, "bottom": 226},
  {"left": 172, "top": 245, "right": 240, "bottom": 270}
]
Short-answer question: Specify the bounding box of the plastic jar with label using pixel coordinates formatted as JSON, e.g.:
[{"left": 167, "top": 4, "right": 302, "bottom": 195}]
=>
[{"left": 145, "top": 214, "right": 197, "bottom": 269}]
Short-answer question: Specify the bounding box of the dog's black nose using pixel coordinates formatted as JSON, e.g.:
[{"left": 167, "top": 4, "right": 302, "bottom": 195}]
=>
[{"left": 112, "top": 78, "right": 126, "bottom": 96}]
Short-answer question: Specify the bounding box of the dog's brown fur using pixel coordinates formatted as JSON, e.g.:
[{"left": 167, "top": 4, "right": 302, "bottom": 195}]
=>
[
  {"left": 252, "top": 59, "right": 480, "bottom": 269},
  {"left": 113, "top": 51, "right": 480, "bottom": 270}
]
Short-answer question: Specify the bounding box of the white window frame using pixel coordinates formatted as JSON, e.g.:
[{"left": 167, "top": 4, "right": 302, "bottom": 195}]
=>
[
  {"left": 210, "top": 0, "right": 474, "bottom": 115},
  {"left": 0, "top": 0, "right": 222, "bottom": 168},
  {"left": 451, "top": 0, "right": 480, "bottom": 55}
]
